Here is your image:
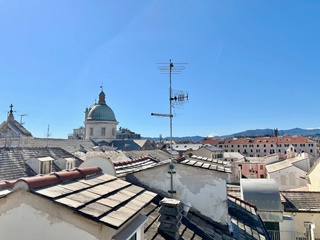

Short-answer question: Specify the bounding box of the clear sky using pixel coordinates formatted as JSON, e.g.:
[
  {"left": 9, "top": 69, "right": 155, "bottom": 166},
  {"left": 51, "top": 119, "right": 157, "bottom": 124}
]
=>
[{"left": 1, "top": 1, "right": 320, "bottom": 139}]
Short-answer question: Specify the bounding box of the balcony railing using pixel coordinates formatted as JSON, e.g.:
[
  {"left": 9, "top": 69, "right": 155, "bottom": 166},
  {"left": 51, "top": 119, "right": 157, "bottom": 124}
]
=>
[
  {"left": 268, "top": 230, "right": 280, "bottom": 240},
  {"left": 268, "top": 231, "right": 320, "bottom": 240}
]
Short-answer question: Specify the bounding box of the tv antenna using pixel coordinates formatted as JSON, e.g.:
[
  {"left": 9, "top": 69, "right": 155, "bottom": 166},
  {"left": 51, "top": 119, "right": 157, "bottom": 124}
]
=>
[
  {"left": 19, "top": 114, "right": 28, "bottom": 125},
  {"left": 151, "top": 59, "right": 188, "bottom": 198}
]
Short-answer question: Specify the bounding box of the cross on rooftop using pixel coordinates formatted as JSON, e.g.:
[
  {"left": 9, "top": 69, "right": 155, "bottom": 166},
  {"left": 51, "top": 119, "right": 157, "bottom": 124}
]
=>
[{"left": 9, "top": 104, "right": 13, "bottom": 113}]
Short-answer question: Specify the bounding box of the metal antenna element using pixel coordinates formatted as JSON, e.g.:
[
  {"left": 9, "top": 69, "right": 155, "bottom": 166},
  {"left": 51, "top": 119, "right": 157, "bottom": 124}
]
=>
[
  {"left": 151, "top": 59, "right": 188, "bottom": 198},
  {"left": 19, "top": 114, "right": 28, "bottom": 125},
  {"left": 46, "top": 124, "right": 51, "bottom": 147}
]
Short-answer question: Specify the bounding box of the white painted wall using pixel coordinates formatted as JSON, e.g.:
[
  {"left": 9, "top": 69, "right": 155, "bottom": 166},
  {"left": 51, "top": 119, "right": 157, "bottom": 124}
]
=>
[
  {"left": 85, "top": 120, "right": 117, "bottom": 142},
  {"left": 279, "top": 215, "right": 296, "bottom": 240},
  {"left": 80, "top": 156, "right": 116, "bottom": 176},
  {"left": 284, "top": 212, "right": 320, "bottom": 239},
  {"left": 268, "top": 165, "right": 307, "bottom": 190},
  {"left": 292, "top": 155, "right": 310, "bottom": 172},
  {"left": 0, "top": 203, "right": 99, "bottom": 240},
  {"left": 129, "top": 164, "right": 228, "bottom": 224}
]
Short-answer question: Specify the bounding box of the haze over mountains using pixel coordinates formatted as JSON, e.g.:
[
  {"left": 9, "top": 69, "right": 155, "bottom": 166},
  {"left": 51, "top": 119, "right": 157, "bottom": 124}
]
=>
[{"left": 144, "top": 128, "right": 320, "bottom": 142}]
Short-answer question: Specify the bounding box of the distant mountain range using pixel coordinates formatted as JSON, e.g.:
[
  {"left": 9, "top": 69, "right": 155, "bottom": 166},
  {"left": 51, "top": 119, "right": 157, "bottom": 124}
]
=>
[
  {"left": 219, "top": 128, "right": 320, "bottom": 138},
  {"left": 143, "top": 128, "right": 320, "bottom": 142}
]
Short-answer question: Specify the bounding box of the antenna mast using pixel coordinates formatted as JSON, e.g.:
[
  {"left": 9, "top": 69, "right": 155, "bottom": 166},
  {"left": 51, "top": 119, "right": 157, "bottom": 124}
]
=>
[
  {"left": 46, "top": 124, "right": 51, "bottom": 147},
  {"left": 152, "top": 59, "right": 188, "bottom": 198}
]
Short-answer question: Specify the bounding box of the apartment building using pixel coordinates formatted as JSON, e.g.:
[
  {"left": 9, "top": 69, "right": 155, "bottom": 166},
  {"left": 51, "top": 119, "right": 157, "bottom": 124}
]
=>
[{"left": 201, "top": 135, "right": 317, "bottom": 158}]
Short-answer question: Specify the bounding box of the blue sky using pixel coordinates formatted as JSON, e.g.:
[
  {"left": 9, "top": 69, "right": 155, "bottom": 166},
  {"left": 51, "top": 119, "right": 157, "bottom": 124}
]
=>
[{"left": 1, "top": 1, "right": 320, "bottom": 138}]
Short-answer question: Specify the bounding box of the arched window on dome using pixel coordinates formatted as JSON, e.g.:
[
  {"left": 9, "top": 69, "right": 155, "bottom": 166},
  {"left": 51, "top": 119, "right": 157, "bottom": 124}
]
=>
[
  {"left": 90, "top": 128, "right": 93, "bottom": 136},
  {"left": 101, "top": 127, "right": 106, "bottom": 136},
  {"left": 112, "top": 128, "right": 115, "bottom": 136}
]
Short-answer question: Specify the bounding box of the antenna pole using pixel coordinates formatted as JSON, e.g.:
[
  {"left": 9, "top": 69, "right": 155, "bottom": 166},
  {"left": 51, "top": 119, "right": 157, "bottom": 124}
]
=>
[
  {"left": 152, "top": 60, "right": 188, "bottom": 198},
  {"left": 169, "top": 60, "right": 173, "bottom": 165},
  {"left": 169, "top": 60, "right": 174, "bottom": 197},
  {"left": 46, "top": 125, "right": 50, "bottom": 147}
]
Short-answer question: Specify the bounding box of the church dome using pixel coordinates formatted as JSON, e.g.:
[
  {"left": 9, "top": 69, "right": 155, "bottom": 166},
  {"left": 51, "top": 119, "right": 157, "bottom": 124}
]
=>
[{"left": 86, "top": 90, "right": 117, "bottom": 122}]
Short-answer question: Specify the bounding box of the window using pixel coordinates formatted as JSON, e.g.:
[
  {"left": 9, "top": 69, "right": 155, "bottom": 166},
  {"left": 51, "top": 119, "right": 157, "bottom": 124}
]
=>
[
  {"left": 40, "top": 161, "right": 52, "bottom": 174},
  {"left": 289, "top": 172, "right": 296, "bottom": 185},
  {"left": 256, "top": 144, "right": 259, "bottom": 147},
  {"left": 271, "top": 144, "right": 273, "bottom": 147},
  {"left": 90, "top": 127, "right": 93, "bottom": 136},
  {"left": 112, "top": 128, "right": 116, "bottom": 136},
  {"left": 280, "top": 175, "right": 286, "bottom": 185},
  {"left": 260, "top": 174, "right": 264, "bottom": 178},
  {"left": 260, "top": 165, "right": 263, "bottom": 170},
  {"left": 101, "top": 127, "right": 106, "bottom": 136},
  {"left": 264, "top": 144, "right": 266, "bottom": 147},
  {"left": 66, "top": 159, "right": 75, "bottom": 170}
]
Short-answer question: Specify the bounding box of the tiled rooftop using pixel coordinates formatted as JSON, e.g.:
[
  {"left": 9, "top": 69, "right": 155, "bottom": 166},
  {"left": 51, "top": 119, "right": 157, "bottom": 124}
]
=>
[
  {"left": 0, "top": 164, "right": 271, "bottom": 239},
  {"left": 228, "top": 195, "right": 270, "bottom": 240},
  {"left": 190, "top": 154, "right": 230, "bottom": 165},
  {"left": 144, "top": 196, "right": 232, "bottom": 240},
  {"left": 115, "top": 156, "right": 166, "bottom": 178},
  {"left": 142, "top": 194, "right": 270, "bottom": 240},
  {"left": 14, "top": 137, "right": 97, "bottom": 153},
  {"left": 0, "top": 147, "right": 83, "bottom": 181},
  {"left": 281, "top": 191, "right": 320, "bottom": 212},
  {"left": 124, "top": 149, "right": 170, "bottom": 162},
  {"left": 265, "top": 154, "right": 308, "bottom": 173},
  {"left": 0, "top": 120, "right": 32, "bottom": 137},
  {"left": 177, "top": 156, "right": 232, "bottom": 173},
  {"left": 0, "top": 167, "right": 157, "bottom": 230}
]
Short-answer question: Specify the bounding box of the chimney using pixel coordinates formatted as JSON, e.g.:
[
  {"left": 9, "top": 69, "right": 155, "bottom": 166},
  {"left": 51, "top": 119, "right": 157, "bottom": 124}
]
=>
[
  {"left": 304, "top": 222, "right": 315, "bottom": 240},
  {"left": 158, "top": 198, "right": 182, "bottom": 240}
]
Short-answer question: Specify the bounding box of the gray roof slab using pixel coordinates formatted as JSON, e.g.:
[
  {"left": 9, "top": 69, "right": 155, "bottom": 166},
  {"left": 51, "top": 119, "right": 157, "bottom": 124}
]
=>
[{"left": 79, "top": 202, "right": 112, "bottom": 218}]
